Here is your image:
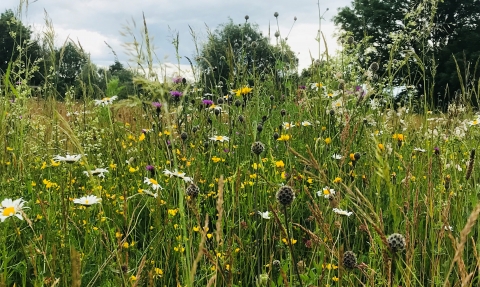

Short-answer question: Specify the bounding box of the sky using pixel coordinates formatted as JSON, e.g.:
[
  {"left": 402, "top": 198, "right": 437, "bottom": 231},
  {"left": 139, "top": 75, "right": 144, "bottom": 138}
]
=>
[{"left": 2, "top": 0, "right": 353, "bottom": 78}]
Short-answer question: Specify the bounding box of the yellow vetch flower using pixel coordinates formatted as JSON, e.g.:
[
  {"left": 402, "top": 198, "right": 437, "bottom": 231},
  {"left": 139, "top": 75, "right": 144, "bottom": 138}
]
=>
[
  {"left": 275, "top": 160, "right": 285, "bottom": 168},
  {"left": 333, "top": 177, "right": 342, "bottom": 183},
  {"left": 139, "top": 133, "right": 146, "bottom": 141},
  {"left": 277, "top": 134, "right": 291, "bottom": 141}
]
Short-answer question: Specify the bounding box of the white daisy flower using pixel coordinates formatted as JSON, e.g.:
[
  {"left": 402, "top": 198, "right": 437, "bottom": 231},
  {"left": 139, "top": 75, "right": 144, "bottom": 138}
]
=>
[
  {"left": 413, "top": 148, "right": 426, "bottom": 153},
  {"left": 0, "top": 198, "right": 27, "bottom": 222},
  {"left": 444, "top": 225, "right": 453, "bottom": 231},
  {"left": 332, "top": 153, "right": 343, "bottom": 160},
  {"left": 332, "top": 208, "right": 353, "bottom": 217},
  {"left": 301, "top": 121, "right": 312, "bottom": 127},
  {"left": 53, "top": 154, "right": 82, "bottom": 163},
  {"left": 209, "top": 135, "right": 230, "bottom": 142},
  {"left": 317, "top": 187, "right": 336, "bottom": 199},
  {"left": 139, "top": 189, "right": 158, "bottom": 199},
  {"left": 73, "top": 195, "right": 102, "bottom": 206},
  {"left": 257, "top": 211, "right": 270, "bottom": 220},
  {"left": 83, "top": 168, "right": 108, "bottom": 178},
  {"left": 282, "top": 122, "right": 295, "bottom": 130},
  {"left": 94, "top": 95, "right": 118, "bottom": 106},
  {"left": 163, "top": 169, "right": 193, "bottom": 183},
  {"left": 144, "top": 177, "right": 163, "bottom": 191}
]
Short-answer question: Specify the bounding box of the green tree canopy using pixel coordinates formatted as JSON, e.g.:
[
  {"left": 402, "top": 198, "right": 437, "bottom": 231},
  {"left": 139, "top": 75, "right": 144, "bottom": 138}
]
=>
[
  {"left": 198, "top": 19, "right": 298, "bottom": 93},
  {"left": 334, "top": 0, "right": 480, "bottom": 107}
]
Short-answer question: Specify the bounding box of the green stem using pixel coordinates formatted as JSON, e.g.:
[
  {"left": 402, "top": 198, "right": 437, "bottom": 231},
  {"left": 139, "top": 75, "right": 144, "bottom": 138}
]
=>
[{"left": 283, "top": 205, "right": 303, "bottom": 287}]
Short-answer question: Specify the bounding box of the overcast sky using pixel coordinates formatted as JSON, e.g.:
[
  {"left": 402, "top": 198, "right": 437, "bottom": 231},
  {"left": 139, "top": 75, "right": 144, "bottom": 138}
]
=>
[{"left": 2, "top": 0, "right": 352, "bottom": 77}]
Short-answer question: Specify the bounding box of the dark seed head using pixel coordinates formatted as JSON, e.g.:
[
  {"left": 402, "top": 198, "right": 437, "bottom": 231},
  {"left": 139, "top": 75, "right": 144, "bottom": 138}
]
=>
[
  {"left": 343, "top": 251, "right": 357, "bottom": 270},
  {"left": 269, "top": 95, "right": 275, "bottom": 101},
  {"left": 217, "top": 97, "right": 224, "bottom": 104},
  {"left": 238, "top": 115, "right": 245, "bottom": 123},
  {"left": 186, "top": 183, "right": 200, "bottom": 198},
  {"left": 274, "top": 12, "right": 279, "bottom": 18},
  {"left": 192, "top": 126, "right": 199, "bottom": 133},
  {"left": 234, "top": 100, "right": 242, "bottom": 107},
  {"left": 257, "top": 124, "right": 263, "bottom": 133},
  {"left": 273, "top": 132, "right": 279, "bottom": 140},
  {"left": 329, "top": 109, "right": 335, "bottom": 116},
  {"left": 181, "top": 132, "right": 188, "bottom": 141},
  {"left": 387, "top": 233, "right": 406, "bottom": 252},
  {"left": 276, "top": 185, "right": 295, "bottom": 206},
  {"left": 245, "top": 15, "right": 249, "bottom": 20},
  {"left": 354, "top": 152, "right": 361, "bottom": 161},
  {"left": 369, "top": 62, "right": 379, "bottom": 72},
  {"left": 280, "top": 109, "right": 286, "bottom": 117},
  {"left": 251, "top": 141, "right": 265, "bottom": 155}
]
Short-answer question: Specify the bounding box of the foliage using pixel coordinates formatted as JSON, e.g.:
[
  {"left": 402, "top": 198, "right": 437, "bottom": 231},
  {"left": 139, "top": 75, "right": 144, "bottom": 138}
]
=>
[
  {"left": 198, "top": 19, "right": 298, "bottom": 94},
  {"left": 334, "top": 0, "right": 480, "bottom": 108}
]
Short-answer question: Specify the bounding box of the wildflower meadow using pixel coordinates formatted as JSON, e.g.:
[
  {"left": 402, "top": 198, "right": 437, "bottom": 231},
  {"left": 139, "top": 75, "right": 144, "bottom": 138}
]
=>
[{"left": 1, "top": 1, "right": 480, "bottom": 287}]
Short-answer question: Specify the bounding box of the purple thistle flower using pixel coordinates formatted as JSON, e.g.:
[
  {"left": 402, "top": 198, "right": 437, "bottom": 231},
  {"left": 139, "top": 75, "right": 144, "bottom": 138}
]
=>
[{"left": 170, "top": 91, "right": 183, "bottom": 98}]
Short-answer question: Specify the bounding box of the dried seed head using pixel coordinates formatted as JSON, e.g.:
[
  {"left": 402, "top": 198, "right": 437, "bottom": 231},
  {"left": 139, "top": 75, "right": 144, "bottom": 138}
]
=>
[
  {"left": 369, "top": 62, "right": 379, "bottom": 72},
  {"left": 347, "top": 36, "right": 354, "bottom": 44},
  {"left": 273, "top": 132, "right": 279, "bottom": 140},
  {"left": 186, "top": 183, "right": 200, "bottom": 198},
  {"left": 181, "top": 132, "right": 188, "bottom": 141},
  {"left": 387, "top": 233, "right": 406, "bottom": 252},
  {"left": 245, "top": 15, "right": 249, "bottom": 20},
  {"left": 343, "top": 251, "right": 358, "bottom": 270},
  {"left": 251, "top": 141, "right": 265, "bottom": 155},
  {"left": 257, "top": 124, "right": 263, "bottom": 133},
  {"left": 274, "top": 12, "right": 279, "bottom": 18},
  {"left": 274, "top": 31, "right": 280, "bottom": 38},
  {"left": 276, "top": 185, "right": 295, "bottom": 206},
  {"left": 354, "top": 152, "right": 361, "bottom": 161}
]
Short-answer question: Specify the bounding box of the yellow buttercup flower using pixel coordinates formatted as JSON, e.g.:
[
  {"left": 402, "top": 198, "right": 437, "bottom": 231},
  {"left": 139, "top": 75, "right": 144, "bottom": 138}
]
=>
[{"left": 234, "top": 86, "right": 253, "bottom": 96}]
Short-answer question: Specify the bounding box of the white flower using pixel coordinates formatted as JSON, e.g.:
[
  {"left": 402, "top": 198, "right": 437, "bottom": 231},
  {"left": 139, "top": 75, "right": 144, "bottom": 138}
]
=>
[
  {"left": 332, "top": 153, "right": 343, "bottom": 160},
  {"left": 317, "top": 187, "right": 336, "bottom": 199},
  {"left": 469, "top": 119, "right": 480, "bottom": 126},
  {"left": 83, "top": 168, "right": 108, "bottom": 178},
  {"left": 209, "top": 135, "right": 229, "bottom": 142},
  {"left": 140, "top": 189, "right": 158, "bottom": 198},
  {"left": 144, "top": 177, "right": 163, "bottom": 191},
  {"left": 310, "top": 82, "right": 324, "bottom": 91},
  {"left": 73, "top": 195, "right": 102, "bottom": 206},
  {"left": 332, "top": 208, "right": 353, "bottom": 217},
  {"left": 444, "top": 225, "right": 453, "bottom": 231},
  {"left": 301, "top": 121, "right": 312, "bottom": 127},
  {"left": 94, "top": 95, "right": 118, "bottom": 106},
  {"left": 257, "top": 211, "right": 270, "bottom": 219},
  {"left": 282, "top": 122, "right": 295, "bottom": 130},
  {"left": 414, "top": 148, "right": 426, "bottom": 153},
  {"left": 0, "top": 198, "right": 27, "bottom": 222},
  {"left": 53, "top": 154, "right": 82, "bottom": 163},
  {"left": 163, "top": 169, "right": 192, "bottom": 183}
]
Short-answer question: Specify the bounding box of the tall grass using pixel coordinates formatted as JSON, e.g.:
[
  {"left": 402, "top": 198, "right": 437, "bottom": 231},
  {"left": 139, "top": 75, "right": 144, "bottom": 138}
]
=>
[{"left": 1, "top": 0, "right": 480, "bottom": 286}]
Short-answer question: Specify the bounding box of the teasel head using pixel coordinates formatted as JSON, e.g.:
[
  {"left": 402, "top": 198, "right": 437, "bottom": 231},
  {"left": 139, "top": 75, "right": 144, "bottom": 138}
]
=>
[{"left": 466, "top": 149, "right": 475, "bottom": 180}]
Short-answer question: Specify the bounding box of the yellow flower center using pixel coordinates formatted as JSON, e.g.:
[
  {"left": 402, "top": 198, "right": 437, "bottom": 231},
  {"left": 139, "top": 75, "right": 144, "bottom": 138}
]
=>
[
  {"left": 149, "top": 179, "right": 158, "bottom": 185},
  {"left": 85, "top": 200, "right": 89, "bottom": 204},
  {"left": 216, "top": 136, "right": 223, "bottom": 141},
  {"left": 3, "top": 206, "right": 15, "bottom": 216}
]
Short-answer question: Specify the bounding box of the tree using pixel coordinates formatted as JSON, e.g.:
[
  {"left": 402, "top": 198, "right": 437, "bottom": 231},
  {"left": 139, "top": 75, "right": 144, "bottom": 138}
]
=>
[
  {"left": 198, "top": 19, "right": 298, "bottom": 93},
  {"left": 55, "top": 42, "right": 88, "bottom": 97},
  {"left": 334, "top": 0, "right": 480, "bottom": 107}
]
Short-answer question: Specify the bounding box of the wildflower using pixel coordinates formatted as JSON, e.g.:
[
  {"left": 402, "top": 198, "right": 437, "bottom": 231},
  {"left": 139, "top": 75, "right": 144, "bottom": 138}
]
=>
[
  {"left": 311, "top": 82, "right": 323, "bottom": 91},
  {"left": 0, "top": 198, "right": 27, "bottom": 222},
  {"left": 282, "top": 238, "right": 297, "bottom": 245},
  {"left": 94, "top": 95, "right": 118, "bottom": 106},
  {"left": 209, "top": 135, "right": 230, "bottom": 142},
  {"left": 146, "top": 165, "right": 155, "bottom": 175},
  {"left": 251, "top": 141, "right": 265, "bottom": 155},
  {"left": 392, "top": 133, "right": 405, "bottom": 141},
  {"left": 333, "top": 177, "right": 342, "bottom": 183},
  {"left": 53, "top": 154, "right": 82, "bottom": 163},
  {"left": 144, "top": 177, "right": 163, "bottom": 190},
  {"left": 378, "top": 143, "right": 385, "bottom": 151},
  {"left": 282, "top": 122, "right": 295, "bottom": 130},
  {"left": 414, "top": 147, "right": 426, "bottom": 153},
  {"left": 324, "top": 137, "right": 332, "bottom": 145},
  {"left": 332, "top": 153, "right": 342, "bottom": 160},
  {"left": 257, "top": 211, "right": 270, "bottom": 219},
  {"left": 387, "top": 233, "right": 406, "bottom": 252},
  {"left": 233, "top": 86, "right": 253, "bottom": 96},
  {"left": 139, "top": 189, "right": 158, "bottom": 198},
  {"left": 172, "top": 76, "right": 184, "bottom": 84},
  {"left": 301, "top": 121, "right": 312, "bottom": 126},
  {"left": 277, "top": 134, "right": 291, "bottom": 141},
  {"left": 83, "top": 168, "right": 108, "bottom": 178},
  {"left": 73, "top": 195, "right": 102, "bottom": 206},
  {"left": 170, "top": 91, "right": 183, "bottom": 98},
  {"left": 186, "top": 184, "right": 200, "bottom": 198},
  {"left": 332, "top": 208, "right": 353, "bottom": 217},
  {"left": 163, "top": 169, "right": 193, "bottom": 183},
  {"left": 317, "top": 187, "right": 335, "bottom": 199},
  {"left": 202, "top": 99, "right": 214, "bottom": 106},
  {"left": 275, "top": 160, "right": 285, "bottom": 168},
  {"left": 154, "top": 268, "right": 163, "bottom": 278},
  {"left": 469, "top": 119, "right": 479, "bottom": 126}
]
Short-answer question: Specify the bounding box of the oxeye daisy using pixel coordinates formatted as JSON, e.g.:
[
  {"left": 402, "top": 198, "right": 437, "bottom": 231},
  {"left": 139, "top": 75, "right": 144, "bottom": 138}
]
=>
[
  {"left": 257, "top": 211, "right": 270, "bottom": 219},
  {"left": 73, "top": 195, "right": 102, "bottom": 206},
  {"left": 209, "top": 135, "right": 229, "bottom": 142},
  {"left": 317, "top": 187, "right": 336, "bottom": 199},
  {"left": 144, "top": 177, "right": 163, "bottom": 190},
  {"left": 83, "top": 168, "right": 108, "bottom": 178},
  {"left": 332, "top": 208, "right": 353, "bottom": 217},
  {"left": 301, "top": 121, "right": 312, "bottom": 127},
  {"left": 0, "top": 198, "right": 27, "bottom": 222},
  {"left": 94, "top": 95, "right": 118, "bottom": 106},
  {"left": 282, "top": 122, "right": 295, "bottom": 130},
  {"left": 53, "top": 154, "right": 82, "bottom": 164},
  {"left": 163, "top": 169, "right": 193, "bottom": 183}
]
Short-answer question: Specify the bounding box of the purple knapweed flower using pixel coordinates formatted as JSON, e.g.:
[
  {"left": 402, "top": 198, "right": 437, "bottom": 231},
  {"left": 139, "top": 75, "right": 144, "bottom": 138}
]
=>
[
  {"left": 152, "top": 102, "right": 162, "bottom": 108},
  {"left": 170, "top": 91, "right": 183, "bottom": 98},
  {"left": 146, "top": 165, "right": 156, "bottom": 175},
  {"left": 202, "top": 99, "right": 214, "bottom": 106},
  {"left": 172, "top": 76, "right": 183, "bottom": 84}
]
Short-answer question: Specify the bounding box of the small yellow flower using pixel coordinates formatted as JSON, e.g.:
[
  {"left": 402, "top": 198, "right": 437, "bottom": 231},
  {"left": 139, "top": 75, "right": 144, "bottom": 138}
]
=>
[
  {"left": 393, "top": 133, "right": 405, "bottom": 141},
  {"left": 234, "top": 86, "right": 253, "bottom": 96},
  {"left": 378, "top": 143, "right": 384, "bottom": 151},
  {"left": 129, "top": 166, "right": 139, "bottom": 173},
  {"left": 139, "top": 133, "right": 146, "bottom": 141},
  {"left": 154, "top": 268, "right": 163, "bottom": 278},
  {"left": 324, "top": 137, "right": 332, "bottom": 145},
  {"left": 275, "top": 160, "right": 285, "bottom": 168},
  {"left": 277, "top": 134, "right": 291, "bottom": 141},
  {"left": 193, "top": 226, "right": 200, "bottom": 232},
  {"left": 122, "top": 242, "right": 129, "bottom": 249},
  {"left": 50, "top": 159, "right": 61, "bottom": 167},
  {"left": 333, "top": 177, "right": 342, "bottom": 183},
  {"left": 129, "top": 275, "right": 136, "bottom": 281}
]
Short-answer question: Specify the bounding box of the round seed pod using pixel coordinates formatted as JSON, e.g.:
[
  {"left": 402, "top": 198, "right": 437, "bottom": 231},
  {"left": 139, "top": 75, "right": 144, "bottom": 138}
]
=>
[
  {"left": 186, "top": 183, "right": 200, "bottom": 198},
  {"left": 273, "top": 132, "right": 279, "bottom": 140},
  {"left": 274, "top": 12, "right": 279, "bottom": 18},
  {"left": 257, "top": 124, "right": 263, "bottom": 133},
  {"left": 251, "top": 141, "right": 265, "bottom": 155},
  {"left": 238, "top": 115, "right": 245, "bottom": 123},
  {"left": 354, "top": 152, "right": 361, "bottom": 161},
  {"left": 276, "top": 185, "right": 295, "bottom": 206},
  {"left": 245, "top": 15, "right": 249, "bottom": 20},
  {"left": 387, "top": 233, "right": 406, "bottom": 252},
  {"left": 343, "top": 251, "right": 357, "bottom": 270},
  {"left": 369, "top": 62, "right": 379, "bottom": 72}
]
